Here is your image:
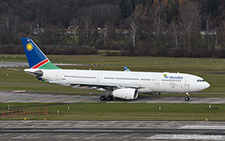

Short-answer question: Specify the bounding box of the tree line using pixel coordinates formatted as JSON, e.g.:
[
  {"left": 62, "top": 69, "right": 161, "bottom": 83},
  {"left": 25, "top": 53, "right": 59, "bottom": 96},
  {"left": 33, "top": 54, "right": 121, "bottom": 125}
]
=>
[{"left": 0, "top": 0, "right": 224, "bottom": 57}]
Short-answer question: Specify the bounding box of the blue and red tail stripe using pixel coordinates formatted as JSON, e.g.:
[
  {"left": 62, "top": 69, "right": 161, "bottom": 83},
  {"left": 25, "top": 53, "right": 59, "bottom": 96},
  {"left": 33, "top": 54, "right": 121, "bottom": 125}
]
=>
[{"left": 31, "top": 59, "right": 49, "bottom": 69}]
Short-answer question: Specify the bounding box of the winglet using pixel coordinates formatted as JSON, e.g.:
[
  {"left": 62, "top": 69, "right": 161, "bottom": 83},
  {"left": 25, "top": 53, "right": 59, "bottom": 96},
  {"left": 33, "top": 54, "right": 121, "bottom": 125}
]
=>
[
  {"left": 21, "top": 38, "right": 60, "bottom": 69},
  {"left": 124, "top": 66, "right": 131, "bottom": 72}
]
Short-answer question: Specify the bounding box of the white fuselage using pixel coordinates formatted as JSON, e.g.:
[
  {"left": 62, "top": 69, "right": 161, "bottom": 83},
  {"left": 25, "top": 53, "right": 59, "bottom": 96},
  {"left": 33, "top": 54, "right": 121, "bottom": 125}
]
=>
[{"left": 31, "top": 69, "right": 210, "bottom": 93}]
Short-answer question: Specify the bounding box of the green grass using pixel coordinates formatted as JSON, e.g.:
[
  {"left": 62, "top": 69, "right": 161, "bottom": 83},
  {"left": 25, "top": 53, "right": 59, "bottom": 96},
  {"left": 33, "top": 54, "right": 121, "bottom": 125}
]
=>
[
  {"left": 0, "top": 55, "right": 27, "bottom": 62},
  {"left": 0, "top": 103, "right": 224, "bottom": 121}
]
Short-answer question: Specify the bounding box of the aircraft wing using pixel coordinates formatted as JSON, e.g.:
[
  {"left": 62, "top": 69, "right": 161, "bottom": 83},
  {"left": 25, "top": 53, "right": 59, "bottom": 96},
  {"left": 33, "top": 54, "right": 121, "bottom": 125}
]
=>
[{"left": 49, "top": 81, "right": 142, "bottom": 89}]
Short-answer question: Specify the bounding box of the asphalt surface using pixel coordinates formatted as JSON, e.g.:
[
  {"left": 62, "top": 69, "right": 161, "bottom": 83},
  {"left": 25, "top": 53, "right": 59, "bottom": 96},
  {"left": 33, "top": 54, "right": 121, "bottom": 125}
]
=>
[
  {"left": 0, "top": 121, "right": 224, "bottom": 140},
  {"left": 0, "top": 90, "right": 225, "bottom": 104}
]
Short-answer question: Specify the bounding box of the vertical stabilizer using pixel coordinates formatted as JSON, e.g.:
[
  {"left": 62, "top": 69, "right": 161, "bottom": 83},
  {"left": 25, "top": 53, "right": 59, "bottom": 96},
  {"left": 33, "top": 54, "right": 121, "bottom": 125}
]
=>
[
  {"left": 124, "top": 66, "right": 131, "bottom": 72},
  {"left": 21, "top": 38, "right": 60, "bottom": 69}
]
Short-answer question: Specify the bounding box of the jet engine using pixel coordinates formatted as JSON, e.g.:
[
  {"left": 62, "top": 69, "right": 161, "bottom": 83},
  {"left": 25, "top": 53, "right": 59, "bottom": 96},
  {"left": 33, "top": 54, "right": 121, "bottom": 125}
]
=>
[{"left": 112, "top": 88, "right": 138, "bottom": 100}]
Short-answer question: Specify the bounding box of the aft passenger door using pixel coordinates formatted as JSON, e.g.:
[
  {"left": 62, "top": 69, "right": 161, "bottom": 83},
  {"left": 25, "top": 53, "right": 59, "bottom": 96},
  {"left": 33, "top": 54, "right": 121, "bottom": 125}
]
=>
[
  {"left": 56, "top": 72, "right": 64, "bottom": 81},
  {"left": 155, "top": 76, "right": 161, "bottom": 91},
  {"left": 184, "top": 77, "right": 190, "bottom": 91}
]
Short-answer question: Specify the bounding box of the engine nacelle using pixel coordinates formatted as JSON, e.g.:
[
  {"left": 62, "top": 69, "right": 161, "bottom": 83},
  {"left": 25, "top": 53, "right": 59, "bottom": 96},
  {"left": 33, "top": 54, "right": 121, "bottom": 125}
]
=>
[{"left": 112, "top": 88, "right": 138, "bottom": 100}]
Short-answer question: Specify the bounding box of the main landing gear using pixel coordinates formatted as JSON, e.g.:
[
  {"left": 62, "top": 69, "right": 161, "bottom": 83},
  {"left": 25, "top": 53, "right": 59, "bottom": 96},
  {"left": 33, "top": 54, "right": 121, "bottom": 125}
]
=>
[
  {"left": 100, "top": 90, "right": 114, "bottom": 101},
  {"left": 185, "top": 93, "right": 190, "bottom": 101},
  {"left": 100, "top": 95, "right": 113, "bottom": 101}
]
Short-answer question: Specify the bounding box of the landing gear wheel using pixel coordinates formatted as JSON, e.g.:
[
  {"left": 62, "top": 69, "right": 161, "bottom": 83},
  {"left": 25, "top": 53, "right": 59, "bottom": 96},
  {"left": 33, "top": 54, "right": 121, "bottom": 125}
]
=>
[
  {"left": 185, "top": 96, "right": 190, "bottom": 101},
  {"left": 100, "top": 96, "right": 106, "bottom": 101},
  {"left": 107, "top": 96, "right": 113, "bottom": 101}
]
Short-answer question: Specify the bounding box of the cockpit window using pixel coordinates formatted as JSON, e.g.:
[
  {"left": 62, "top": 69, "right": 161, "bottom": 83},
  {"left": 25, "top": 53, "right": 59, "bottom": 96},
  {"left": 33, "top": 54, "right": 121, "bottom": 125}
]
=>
[{"left": 197, "top": 79, "right": 206, "bottom": 82}]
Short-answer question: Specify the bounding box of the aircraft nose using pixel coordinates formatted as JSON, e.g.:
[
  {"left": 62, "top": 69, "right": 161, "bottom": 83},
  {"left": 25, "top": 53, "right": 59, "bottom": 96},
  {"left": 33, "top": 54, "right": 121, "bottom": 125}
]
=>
[
  {"left": 193, "top": 81, "right": 210, "bottom": 91},
  {"left": 205, "top": 82, "right": 210, "bottom": 89}
]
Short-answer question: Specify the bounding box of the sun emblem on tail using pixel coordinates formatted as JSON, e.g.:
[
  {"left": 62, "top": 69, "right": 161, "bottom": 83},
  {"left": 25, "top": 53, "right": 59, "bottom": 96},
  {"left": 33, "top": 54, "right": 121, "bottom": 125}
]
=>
[{"left": 26, "top": 43, "right": 33, "bottom": 51}]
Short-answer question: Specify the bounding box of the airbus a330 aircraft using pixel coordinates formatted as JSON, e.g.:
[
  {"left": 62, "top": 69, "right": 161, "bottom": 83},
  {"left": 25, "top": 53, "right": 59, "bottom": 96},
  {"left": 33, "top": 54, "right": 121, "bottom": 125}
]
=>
[{"left": 21, "top": 38, "right": 210, "bottom": 101}]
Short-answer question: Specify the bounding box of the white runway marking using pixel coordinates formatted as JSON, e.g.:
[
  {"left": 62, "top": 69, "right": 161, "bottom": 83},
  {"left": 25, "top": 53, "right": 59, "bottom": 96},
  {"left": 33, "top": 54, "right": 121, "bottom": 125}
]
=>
[
  {"left": 180, "top": 125, "right": 225, "bottom": 129},
  {"left": 146, "top": 134, "right": 224, "bottom": 140}
]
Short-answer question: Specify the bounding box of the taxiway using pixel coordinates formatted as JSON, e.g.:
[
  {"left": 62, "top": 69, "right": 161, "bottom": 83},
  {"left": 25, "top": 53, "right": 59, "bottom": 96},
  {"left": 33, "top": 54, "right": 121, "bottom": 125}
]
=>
[{"left": 0, "top": 91, "right": 225, "bottom": 103}]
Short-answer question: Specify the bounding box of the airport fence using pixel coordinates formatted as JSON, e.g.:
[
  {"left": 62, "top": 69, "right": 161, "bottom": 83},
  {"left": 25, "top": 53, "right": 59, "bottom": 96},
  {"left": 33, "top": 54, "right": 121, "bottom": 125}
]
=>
[{"left": 0, "top": 108, "right": 48, "bottom": 117}]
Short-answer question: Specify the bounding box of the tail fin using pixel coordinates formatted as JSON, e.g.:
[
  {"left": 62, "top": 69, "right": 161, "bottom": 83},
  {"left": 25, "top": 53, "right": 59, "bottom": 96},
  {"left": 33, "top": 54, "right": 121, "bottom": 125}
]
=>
[
  {"left": 21, "top": 38, "right": 60, "bottom": 69},
  {"left": 124, "top": 66, "right": 131, "bottom": 72}
]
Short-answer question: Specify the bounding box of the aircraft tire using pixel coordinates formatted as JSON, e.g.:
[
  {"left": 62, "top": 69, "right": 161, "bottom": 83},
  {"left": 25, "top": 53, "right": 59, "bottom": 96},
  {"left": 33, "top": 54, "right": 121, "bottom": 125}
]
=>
[
  {"left": 185, "top": 96, "right": 190, "bottom": 101},
  {"left": 107, "top": 96, "right": 113, "bottom": 101},
  {"left": 100, "top": 96, "right": 106, "bottom": 101}
]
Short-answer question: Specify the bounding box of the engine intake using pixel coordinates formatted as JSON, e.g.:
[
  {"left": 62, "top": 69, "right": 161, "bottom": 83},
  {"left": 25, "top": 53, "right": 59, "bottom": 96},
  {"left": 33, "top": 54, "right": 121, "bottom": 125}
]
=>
[{"left": 112, "top": 88, "right": 138, "bottom": 100}]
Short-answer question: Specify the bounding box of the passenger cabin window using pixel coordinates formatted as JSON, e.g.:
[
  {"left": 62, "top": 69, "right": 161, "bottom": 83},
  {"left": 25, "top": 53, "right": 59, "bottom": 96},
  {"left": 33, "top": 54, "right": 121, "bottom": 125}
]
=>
[
  {"left": 116, "top": 78, "right": 139, "bottom": 80},
  {"left": 197, "top": 79, "right": 205, "bottom": 82},
  {"left": 64, "top": 75, "right": 96, "bottom": 79},
  {"left": 104, "top": 77, "right": 115, "bottom": 80},
  {"left": 140, "top": 78, "right": 151, "bottom": 81}
]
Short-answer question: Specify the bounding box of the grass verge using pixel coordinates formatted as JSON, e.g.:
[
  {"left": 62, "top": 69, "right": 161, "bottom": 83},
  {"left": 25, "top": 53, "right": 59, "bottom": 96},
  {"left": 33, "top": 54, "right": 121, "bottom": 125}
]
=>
[{"left": 0, "top": 103, "right": 224, "bottom": 121}]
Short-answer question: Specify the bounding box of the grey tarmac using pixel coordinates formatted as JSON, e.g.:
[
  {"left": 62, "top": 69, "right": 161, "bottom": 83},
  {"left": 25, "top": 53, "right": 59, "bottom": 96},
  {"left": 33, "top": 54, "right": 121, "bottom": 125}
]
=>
[
  {"left": 0, "top": 91, "right": 225, "bottom": 103},
  {"left": 0, "top": 121, "right": 224, "bottom": 140}
]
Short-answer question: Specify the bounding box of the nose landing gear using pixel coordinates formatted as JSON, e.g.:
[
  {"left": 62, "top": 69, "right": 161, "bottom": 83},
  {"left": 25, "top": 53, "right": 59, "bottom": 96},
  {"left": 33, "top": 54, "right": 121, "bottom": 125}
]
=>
[{"left": 185, "top": 93, "right": 190, "bottom": 101}]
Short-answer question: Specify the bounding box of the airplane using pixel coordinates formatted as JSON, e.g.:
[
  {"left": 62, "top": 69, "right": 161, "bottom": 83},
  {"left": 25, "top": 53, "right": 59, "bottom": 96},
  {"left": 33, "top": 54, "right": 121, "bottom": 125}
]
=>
[{"left": 21, "top": 38, "right": 210, "bottom": 101}]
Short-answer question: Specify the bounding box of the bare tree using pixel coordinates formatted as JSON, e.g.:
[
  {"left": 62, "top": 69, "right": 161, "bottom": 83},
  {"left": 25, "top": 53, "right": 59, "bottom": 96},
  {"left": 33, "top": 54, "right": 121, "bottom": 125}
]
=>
[
  {"left": 0, "top": 14, "right": 21, "bottom": 44},
  {"left": 132, "top": 3, "right": 147, "bottom": 25},
  {"left": 69, "top": 18, "right": 78, "bottom": 44},
  {"left": 13, "top": 16, "right": 21, "bottom": 38},
  {"left": 169, "top": 22, "right": 180, "bottom": 48},
  {"left": 129, "top": 21, "right": 137, "bottom": 47},
  {"left": 128, "top": 3, "right": 147, "bottom": 48},
  {"left": 102, "top": 23, "right": 109, "bottom": 46},
  {"left": 78, "top": 4, "right": 120, "bottom": 27},
  {"left": 84, "top": 17, "right": 90, "bottom": 40},
  {"left": 1, "top": 15, "right": 10, "bottom": 39},
  {"left": 151, "top": 8, "right": 165, "bottom": 49},
  {"left": 204, "top": 13, "right": 215, "bottom": 49},
  {"left": 218, "top": 21, "right": 225, "bottom": 48},
  {"left": 80, "top": 16, "right": 91, "bottom": 45},
  {"left": 179, "top": 1, "right": 201, "bottom": 50}
]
